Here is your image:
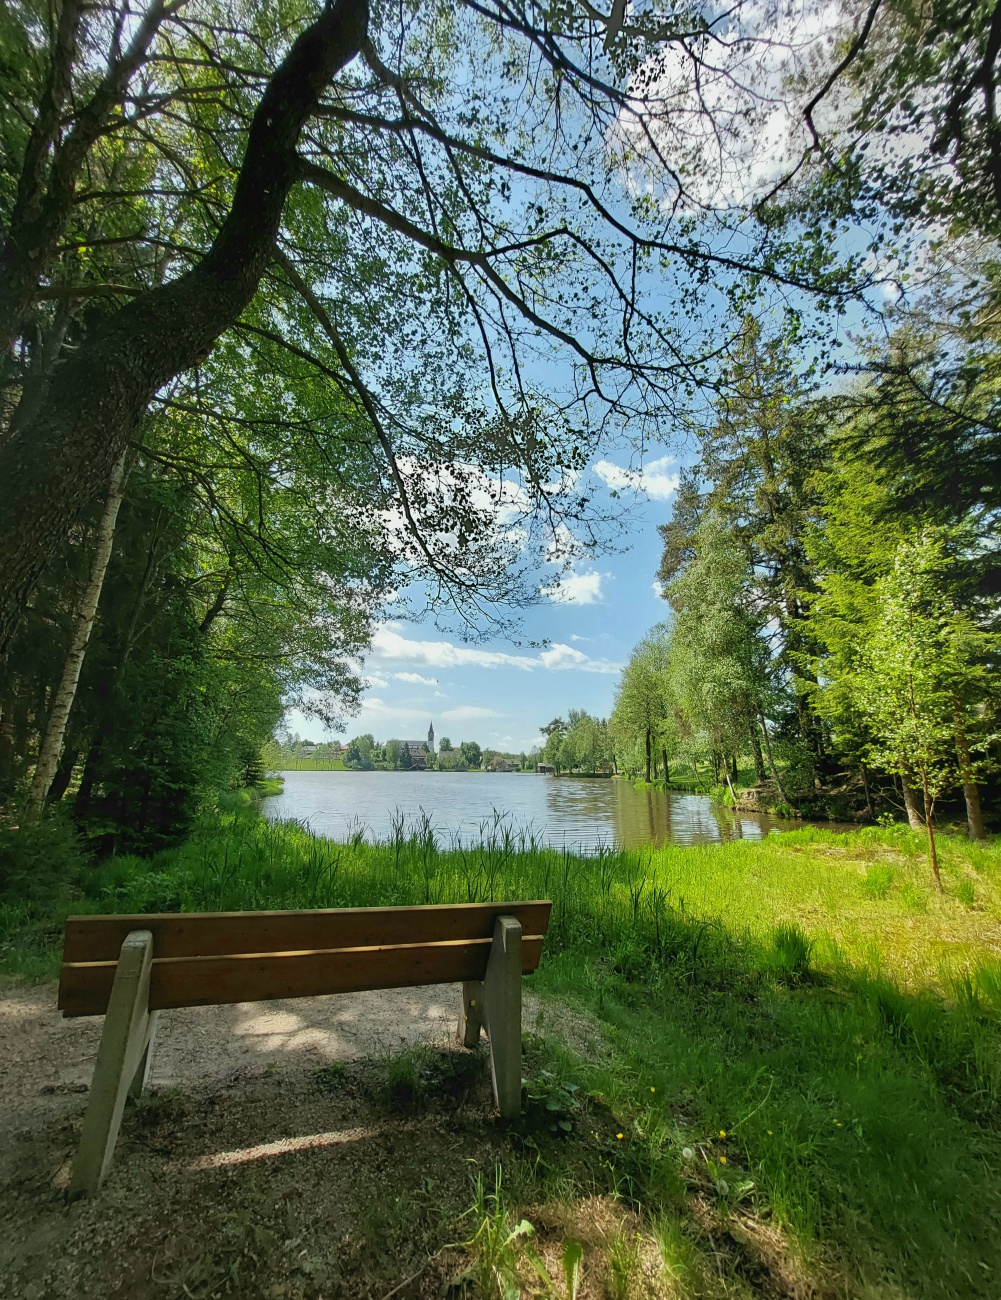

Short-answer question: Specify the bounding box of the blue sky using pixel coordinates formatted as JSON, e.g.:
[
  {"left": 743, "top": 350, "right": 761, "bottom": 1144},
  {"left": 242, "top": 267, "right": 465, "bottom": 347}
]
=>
[{"left": 286, "top": 451, "right": 681, "bottom": 753}]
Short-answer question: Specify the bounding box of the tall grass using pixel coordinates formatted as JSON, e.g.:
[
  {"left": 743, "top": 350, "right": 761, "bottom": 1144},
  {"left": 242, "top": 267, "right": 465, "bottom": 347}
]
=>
[
  {"left": 41, "top": 810, "right": 999, "bottom": 987},
  {"left": 4, "top": 809, "right": 1001, "bottom": 1295}
]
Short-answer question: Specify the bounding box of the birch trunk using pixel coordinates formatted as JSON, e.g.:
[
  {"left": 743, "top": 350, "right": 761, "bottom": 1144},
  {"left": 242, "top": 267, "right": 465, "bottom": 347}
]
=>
[
  {"left": 24, "top": 451, "right": 127, "bottom": 819},
  {"left": 901, "top": 778, "right": 925, "bottom": 831}
]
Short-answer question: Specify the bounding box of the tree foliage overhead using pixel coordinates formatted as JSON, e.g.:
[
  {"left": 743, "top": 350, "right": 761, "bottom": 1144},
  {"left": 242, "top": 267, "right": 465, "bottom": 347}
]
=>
[{"left": 0, "top": 0, "right": 879, "bottom": 655}]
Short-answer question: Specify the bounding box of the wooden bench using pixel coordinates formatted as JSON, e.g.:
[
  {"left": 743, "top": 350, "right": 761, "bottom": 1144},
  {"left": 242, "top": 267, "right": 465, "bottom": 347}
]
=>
[{"left": 58, "top": 900, "right": 551, "bottom": 1196}]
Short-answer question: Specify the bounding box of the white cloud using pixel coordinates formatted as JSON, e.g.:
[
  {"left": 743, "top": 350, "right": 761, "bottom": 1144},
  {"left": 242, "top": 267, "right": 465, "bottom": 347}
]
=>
[
  {"left": 538, "top": 643, "right": 589, "bottom": 670},
  {"left": 593, "top": 455, "right": 679, "bottom": 501},
  {"left": 369, "top": 626, "right": 622, "bottom": 675},
  {"left": 372, "top": 627, "right": 537, "bottom": 671},
  {"left": 392, "top": 671, "right": 439, "bottom": 685},
  {"left": 544, "top": 569, "right": 606, "bottom": 605},
  {"left": 651, "top": 580, "right": 665, "bottom": 598},
  {"left": 618, "top": 0, "right": 940, "bottom": 225},
  {"left": 364, "top": 673, "right": 389, "bottom": 688},
  {"left": 619, "top": 0, "right": 854, "bottom": 210}
]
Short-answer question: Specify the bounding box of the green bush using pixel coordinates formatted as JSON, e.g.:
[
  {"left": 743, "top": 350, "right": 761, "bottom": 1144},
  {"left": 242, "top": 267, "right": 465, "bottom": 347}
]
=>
[{"left": 0, "top": 813, "right": 87, "bottom": 901}]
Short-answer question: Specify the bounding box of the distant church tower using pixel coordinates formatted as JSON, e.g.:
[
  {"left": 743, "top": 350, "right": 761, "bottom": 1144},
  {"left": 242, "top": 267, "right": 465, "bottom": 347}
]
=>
[{"left": 427, "top": 720, "right": 435, "bottom": 754}]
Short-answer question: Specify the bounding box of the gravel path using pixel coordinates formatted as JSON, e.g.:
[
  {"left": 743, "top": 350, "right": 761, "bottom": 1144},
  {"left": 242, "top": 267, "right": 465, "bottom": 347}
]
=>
[
  {"left": 0, "top": 979, "right": 511, "bottom": 1299},
  {"left": 1, "top": 980, "right": 464, "bottom": 1141}
]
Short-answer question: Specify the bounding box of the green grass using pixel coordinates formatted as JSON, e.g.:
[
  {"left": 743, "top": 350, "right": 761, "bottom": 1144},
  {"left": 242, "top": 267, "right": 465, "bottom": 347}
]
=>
[{"left": 4, "top": 810, "right": 1001, "bottom": 1295}]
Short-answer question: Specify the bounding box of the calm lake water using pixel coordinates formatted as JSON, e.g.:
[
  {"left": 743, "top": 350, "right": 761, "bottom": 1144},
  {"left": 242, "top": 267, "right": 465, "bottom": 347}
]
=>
[{"left": 262, "top": 770, "right": 802, "bottom": 851}]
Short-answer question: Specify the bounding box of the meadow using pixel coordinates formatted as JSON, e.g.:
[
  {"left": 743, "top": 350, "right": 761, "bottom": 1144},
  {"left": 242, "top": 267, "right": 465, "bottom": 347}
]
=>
[{"left": 3, "top": 807, "right": 1001, "bottom": 1297}]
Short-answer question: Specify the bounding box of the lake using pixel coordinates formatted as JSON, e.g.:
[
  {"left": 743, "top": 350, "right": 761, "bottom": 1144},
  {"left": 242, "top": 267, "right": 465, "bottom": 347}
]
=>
[{"left": 262, "top": 770, "right": 802, "bottom": 851}]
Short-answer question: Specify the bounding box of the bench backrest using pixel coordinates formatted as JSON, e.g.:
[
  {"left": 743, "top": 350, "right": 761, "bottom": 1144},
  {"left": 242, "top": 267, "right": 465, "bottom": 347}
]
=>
[{"left": 58, "top": 901, "right": 552, "bottom": 1017}]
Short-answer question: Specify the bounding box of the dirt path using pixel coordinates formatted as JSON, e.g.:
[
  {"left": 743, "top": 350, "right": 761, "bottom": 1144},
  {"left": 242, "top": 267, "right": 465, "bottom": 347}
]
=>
[
  {"left": 0, "top": 982, "right": 820, "bottom": 1300},
  {"left": 1, "top": 980, "right": 464, "bottom": 1137},
  {"left": 0, "top": 980, "right": 519, "bottom": 1300}
]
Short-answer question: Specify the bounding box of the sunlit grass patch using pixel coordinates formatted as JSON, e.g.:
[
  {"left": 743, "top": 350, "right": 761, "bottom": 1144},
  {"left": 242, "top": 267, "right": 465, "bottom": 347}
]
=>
[{"left": 4, "top": 813, "right": 1001, "bottom": 1295}]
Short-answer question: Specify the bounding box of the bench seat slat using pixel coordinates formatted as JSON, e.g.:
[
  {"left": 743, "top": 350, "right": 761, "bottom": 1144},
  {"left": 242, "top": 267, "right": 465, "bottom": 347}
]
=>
[
  {"left": 58, "top": 934, "right": 546, "bottom": 1017},
  {"left": 61, "top": 901, "right": 552, "bottom": 964}
]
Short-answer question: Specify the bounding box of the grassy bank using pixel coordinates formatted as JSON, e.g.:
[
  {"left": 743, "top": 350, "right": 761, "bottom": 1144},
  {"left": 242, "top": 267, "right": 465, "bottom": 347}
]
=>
[{"left": 3, "top": 812, "right": 1001, "bottom": 1295}]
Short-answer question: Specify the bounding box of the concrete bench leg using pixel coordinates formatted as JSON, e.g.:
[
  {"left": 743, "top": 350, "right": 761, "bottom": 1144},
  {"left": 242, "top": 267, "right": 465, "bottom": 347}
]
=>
[
  {"left": 70, "top": 930, "right": 155, "bottom": 1197},
  {"left": 482, "top": 915, "right": 522, "bottom": 1118},
  {"left": 459, "top": 980, "right": 484, "bottom": 1048}
]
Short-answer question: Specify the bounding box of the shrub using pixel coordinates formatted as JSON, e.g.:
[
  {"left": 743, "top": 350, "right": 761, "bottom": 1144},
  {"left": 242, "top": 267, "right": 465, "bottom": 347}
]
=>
[{"left": 0, "top": 814, "right": 87, "bottom": 901}]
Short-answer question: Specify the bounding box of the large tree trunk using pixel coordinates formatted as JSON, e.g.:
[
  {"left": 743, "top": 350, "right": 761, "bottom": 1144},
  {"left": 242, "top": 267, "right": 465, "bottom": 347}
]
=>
[
  {"left": 0, "top": 0, "right": 368, "bottom": 658},
  {"left": 901, "top": 777, "right": 925, "bottom": 831},
  {"left": 954, "top": 714, "right": 986, "bottom": 841},
  {"left": 24, "top": 450, "right": 128, "bottom": 820},
  {"left": 644, "top": 728, "right": 652, "bottom": 783},
  {"left": 0, "top": 0, "right": 182, "bottom": 353}
]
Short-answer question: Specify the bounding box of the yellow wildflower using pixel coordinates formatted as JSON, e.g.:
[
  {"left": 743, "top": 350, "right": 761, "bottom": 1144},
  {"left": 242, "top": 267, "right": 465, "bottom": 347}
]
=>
[
  {"left": 719, "top": 1130, "right": 726, "bottom": 1138},
  {"left": 616, "top": 1133, "right": 624, "bottom": 1140},
  {"left": 719, "top": 1155, "right": 727, "bottom": 1164}
]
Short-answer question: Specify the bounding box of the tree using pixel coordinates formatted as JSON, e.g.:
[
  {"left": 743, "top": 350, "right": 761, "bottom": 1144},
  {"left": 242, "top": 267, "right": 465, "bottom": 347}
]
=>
[
  {"left": 666, "top": 513, "right": 775, "bottom": 798},
  {"left": 24, "top": 451, "right": 127, "bottom": 820},
  {"left": 561, "top": 709, "right": 613, "bottom": 775},
  {"left": 459, "top": 741, "right": 481, "bottom": 770},
  {"left": 659, "top": 323, "right": 829, "bottom": 762},
  {"left": 855, "top": 529, "right": 999, "bottom": 885},
  {"left": 344, "top": 734, "right": 375, "bottom": 770},
  {"left": 611, "top": 627, "right": 671, "bottom": 783},
  {"left": 0, "top": 0, "right": 369, "bottom": 653},
  {"left": 0, "top": 0, "right": 869, "bottom": 661},
  {"left": 541, "top": 725, "right": 566, "bottom": 774}
]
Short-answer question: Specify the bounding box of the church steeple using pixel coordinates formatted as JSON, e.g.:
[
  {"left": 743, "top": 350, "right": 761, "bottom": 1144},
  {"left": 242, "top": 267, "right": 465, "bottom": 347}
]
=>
[{"left": 427, "top": 720, "right": 435, "bottom": 753}]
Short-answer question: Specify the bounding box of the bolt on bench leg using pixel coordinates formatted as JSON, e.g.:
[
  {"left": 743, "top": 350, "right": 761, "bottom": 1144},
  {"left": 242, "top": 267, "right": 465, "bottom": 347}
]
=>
[
  {"left": 70, "top": 930, "right": 155, "bottom": 1197},
  {"left": 482, "top": 914, "right": 522, "bottom": 1118}
]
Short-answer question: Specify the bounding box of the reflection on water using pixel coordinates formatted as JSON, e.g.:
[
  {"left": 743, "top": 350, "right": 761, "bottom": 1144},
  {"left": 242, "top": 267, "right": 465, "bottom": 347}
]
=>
[{"left": 262, "top": 770, "right": 802, "bottom": 851}]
